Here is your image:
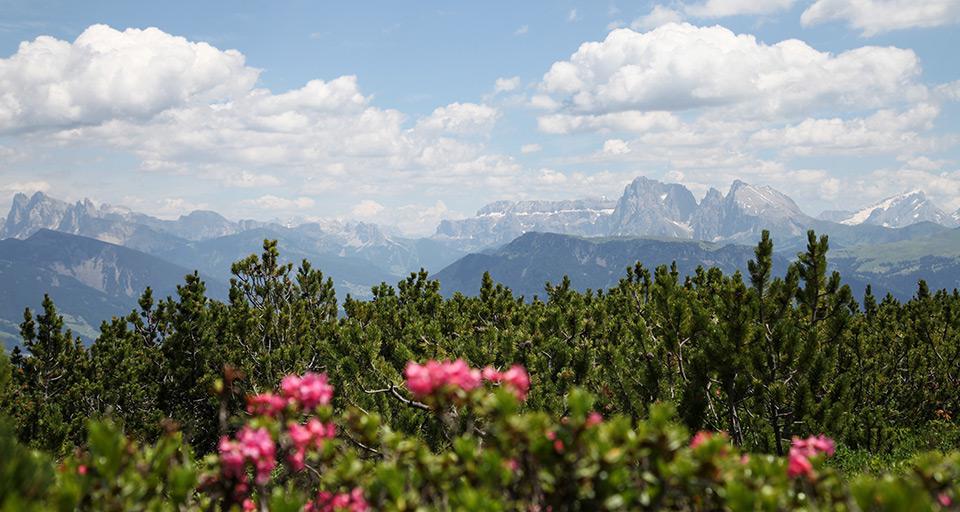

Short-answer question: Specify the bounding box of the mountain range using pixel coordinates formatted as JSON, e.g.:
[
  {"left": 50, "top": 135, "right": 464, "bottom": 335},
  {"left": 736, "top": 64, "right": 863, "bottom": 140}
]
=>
[
  {"left": 4, "top": 177, "right": 960, "bottom": 346},
  {"left": 436, "top": 178, "right": 960, "bottom": 250}
]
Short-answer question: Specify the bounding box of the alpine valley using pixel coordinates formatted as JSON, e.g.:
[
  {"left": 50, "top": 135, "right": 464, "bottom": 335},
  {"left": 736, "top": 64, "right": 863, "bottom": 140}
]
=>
[{"left": 3, "top": 176, "right": 960, "bottom": 346}]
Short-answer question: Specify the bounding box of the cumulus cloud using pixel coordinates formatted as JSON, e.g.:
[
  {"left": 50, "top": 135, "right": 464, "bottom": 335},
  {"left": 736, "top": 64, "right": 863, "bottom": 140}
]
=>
[
  {"left": 0, "top": 180, "right": 51, "bottom": 193},
  {"left": 415, "top": 102, "right": 499, "bottom": 134},
  {"left": 520, "top": 143, "right": 542, "bottom": 154},
  {"left": 0, "top": 24, "right": 258, "bottom": 133},
  {"left": 801, "top": 0, "right": 960, "bottom": 36},
  {"left": 631, "top": 6, "right": 685, "bottom": 31},
  {"left": 494, "top": 76, "right": 521, "bottom": 93},
  {"left": 602, "top": 139, "right": 631, "bottom": 155},
  {"left": 351, "top": 199, "right": 385, "bottom": 219},
  {"left": 538, "top": 24, "right": 924, "bottom": 120},
  {"left": 241, "top": 195, "right": 315, "bottom": 211},
  {"left": 538, "top": 111, "right": 680, "bottom": 134},
  {"left": 749, "top": 103, "right": 941, "bottom": 155}
]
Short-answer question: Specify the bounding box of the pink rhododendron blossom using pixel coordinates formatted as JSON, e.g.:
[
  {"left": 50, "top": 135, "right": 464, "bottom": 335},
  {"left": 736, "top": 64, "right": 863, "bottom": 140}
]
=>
[
  {"left": 501, "top": 365, "right": 530, "bottom": 400},
  {"left": 787, "top": 435, "right": 835, "bottom": 480},
  {"left": 306, "top": 488, "right": 369, "bottom": 512},
  {"left": 792, "top": 435, "right": 836, "bottom": 458},
  {"left": 218, "top": 436, "right": 246, "bottom": 480},
  {"left": 480, "top": 364, "right": 531, "bottom": 400},
  {"left": 938, "top": 493, "right": 952, "bottom": 507},
  {"left": 287, "top": 419, "right": 336, "bottom": 471},
  {"left": 242, "top": 499, "right": 256, "bottom": 511},
  {"left": 690, "top": 431, "right": 713, "bottom": 449},
  {"left": 787, "top": 448, "right": 814, "bottom": 478},
  {"left": 247, "top": 392, "right": 287, "bottom": 417},
  {"left": 219, "top": 427, "right": 276, "bottom": 485},
  {"left": 77, "top": 465, "right": 88, "bottom": 475},
  {"left": 586, "top": 412, "right": 603, "bottom": 427},
  {"left": 404, "top": 359, "right": 482, "bottom": 398},
  {"left": 281, "top": 373, "right": 334, "bottom": 410}
]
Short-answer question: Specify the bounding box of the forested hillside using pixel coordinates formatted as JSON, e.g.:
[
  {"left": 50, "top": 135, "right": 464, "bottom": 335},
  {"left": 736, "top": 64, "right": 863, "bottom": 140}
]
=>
[{"left": 2, "top": 231, "right": 959, "bottom": 510}]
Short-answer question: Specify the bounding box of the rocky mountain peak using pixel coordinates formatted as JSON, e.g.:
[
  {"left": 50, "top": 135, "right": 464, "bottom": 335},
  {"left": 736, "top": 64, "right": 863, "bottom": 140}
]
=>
[{"left": 838, "top": 190, "right": 951, "bottom": 228}]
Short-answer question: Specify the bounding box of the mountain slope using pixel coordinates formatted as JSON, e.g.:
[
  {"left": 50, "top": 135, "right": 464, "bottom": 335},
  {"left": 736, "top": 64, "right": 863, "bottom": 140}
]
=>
[
  {"left": 832, "top": 227, "right": 960, "bottom": 297},
  {"left": 434, "top": 199, "right": 615, "bottom": 251},
  {"left": 0, "top": 230, "right": 226, "bottom": 347},
  {"left": 607, "top": 177, "right": 698, "bottom": 238},
  {"left": 434, "top": 232, "right": 786, "bottom": 299},
  {"left": 831, "top": 191, "right": 952, "bottom": 228}
]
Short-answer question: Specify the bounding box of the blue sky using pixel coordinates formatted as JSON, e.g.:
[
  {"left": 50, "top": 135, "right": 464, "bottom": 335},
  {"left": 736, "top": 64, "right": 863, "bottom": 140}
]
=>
[{"left": 1, "top": 0, "right": 958, "bottom": 234}]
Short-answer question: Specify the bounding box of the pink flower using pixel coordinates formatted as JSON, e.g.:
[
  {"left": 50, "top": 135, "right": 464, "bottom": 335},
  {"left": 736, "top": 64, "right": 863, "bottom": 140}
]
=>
[
  {"left": 501, "top": 365, "right": 530, "bottom": 400},
  {"left": 481, "top": 364, "right": 531, "bottom": 401},
  {"left": 287, "top": 419, "right": 336, "bottom": 472},
  {"left": 405, "top": 359, "right": 482, "bottom": 399},
  {"left": 787, "top": 447, "right": 814, "bottom": 479},
  {"left": 77, "top": 465, "right": 88, "bottom": 475},
  {"left": 690, "top": 431, "right": 714, "bottom": 449},
  {"left": 503, "top": 458, "right": 519, "bottom": 472},
  {"left": 405, "top": 361, "right": 434, "bottom": 396},
  {"left": 938, "top": 493, "right": 952, "bottom": 507},
  {"left": 247, "top": 392, "right": 287, "bottom": 417},
  {"left": 281, "top": 373, "right": 334, "bottom": 410},
  {"left": 238, "top": 427, "right": 276, "bottom": 485},
  {"left": 243, "top": 499, "right": 256, "bottom": 511},
  {"left": 791, "top": 435, "right": 835, "bottom": 458},
  {"left": 586, "top": 412, "right": 603, "bottom": 427},
  {"left": 219, "top": 436, "right": 246, "bottom": 480},
  {"left": 307, "top": 488, "right": 369, "bottom": 512}
]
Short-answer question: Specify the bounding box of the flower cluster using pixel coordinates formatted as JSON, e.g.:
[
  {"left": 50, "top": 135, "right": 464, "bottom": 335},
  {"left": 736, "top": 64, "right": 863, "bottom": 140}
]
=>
[
  {"left": 305, "top": 488, "right": 369, "bottom": 512},
  {"left": 287, "top": 418, "right": 336, "bottom": 471},
  {"left": 481, "top": 364, "right": 531, "bottom": 401},
  {"left": 281, "top": 372, "right": 334, "bottom": 410},
  {"left": 404, "top": 359, "right": 482, "bottom": 398},
  {"left": 787, "top": 435, "right": 836, "bottom": 479},
  {"left": 404, "top": 359, "right": 531, "bottom": 402},
  {"left": 218, "top": 427, "right": 277, "bottom": 485},
  {"left": 246, "top": 372, "right": 334, "bottom": 418},
  {"left": 246, "top": 392, "right": 287, "bottom": 417}
]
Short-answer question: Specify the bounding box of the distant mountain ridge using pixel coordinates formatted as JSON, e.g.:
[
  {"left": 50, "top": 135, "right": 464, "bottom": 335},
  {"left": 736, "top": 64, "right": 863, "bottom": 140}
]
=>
[
  {"left": 0, "top": 229, "right": 226, "bottom": 347},
  {"left": 435, "top": 176, "right": 950, "bottom": 250},
  {"left": 819, "top": 190, "right": 956, "bottom": 229},
  {"left": 434, "top": 232, "right": 790, "bottom": 299}
]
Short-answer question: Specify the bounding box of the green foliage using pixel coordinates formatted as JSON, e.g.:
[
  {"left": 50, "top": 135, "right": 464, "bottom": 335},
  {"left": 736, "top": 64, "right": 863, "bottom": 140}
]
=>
[{"left": 2, "top": 233, "right": 960, "bottom": 508}]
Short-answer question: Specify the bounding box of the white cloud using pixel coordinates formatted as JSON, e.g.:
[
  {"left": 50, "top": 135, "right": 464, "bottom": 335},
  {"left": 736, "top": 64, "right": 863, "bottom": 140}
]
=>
[
  {"left": 155, "top": 197, "right": 211, "bottom": 218},
  {"left": 0, "top": 24, "right": 258, "bottom": 133},
  {"left": 936, "top": 80, "right": 960, "bottom": 102},
  {"left": 538, "top": 111, "right": 680, "bottom": 134},
  {"left": 631, "top": 6, "right": 685, "bottom": 31},
  {"left": 351, "top": 199, "right": 385, "bottom": 219},
  {"left": 538, "top": 24, "right": 924, "bottom": 120},
  {"left": 749, "top": 103, "right": 940, "bottom": 155},
  {"left": 847, "top": 167, "right": 960, "bottom": 211},
  {"left": 684, "top": 0, "right": 797, "bottom": 18},
  {"left": 801, "top": 0, "right": 960, "bottom": 36},
  {"left": 415, "top": 102, "right": 499, "bottom": 134},
  {"left": 514, "top": 25, "right": 529, "bottom": 35},
  {"left": 494, "top": 76, "right": 521, "bottom": 94},
  {"left": 602, "top": 139, "right": 631, "bottom": 155},
  {"left": 241, "top": 195, "right": 315, "bottom": 211},
  {"left": 0, "top": 180, "right": 51, "bottom": 193},
  {"left": 520, "top": 143, "right": 542, "bottom": 154},
  {"left": 568, "top": 9, "right": 579, "bottom": 22}
]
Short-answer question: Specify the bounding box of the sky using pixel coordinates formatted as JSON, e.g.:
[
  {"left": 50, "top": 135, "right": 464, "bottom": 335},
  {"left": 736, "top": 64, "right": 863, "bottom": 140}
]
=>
[{"left": 0, "top": 0, "right": 959, "bottom": 235}]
